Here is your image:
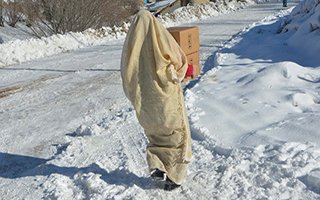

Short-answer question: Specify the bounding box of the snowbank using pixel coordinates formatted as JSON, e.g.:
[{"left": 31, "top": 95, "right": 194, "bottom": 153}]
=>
[
  {"left": 0, "top": 29, "right": 127, "bottom": 67},
  {"left": 188, "top": 0, "right": 320, "bottom": 148},
  {"left": 158, "top": 0, "right": 254, "bottom": 27},
  {"left": 182, "top": 1, "right": 320, "bottom": 198},
  {"left": 280, "top": 0, "right": 320, "bottom": 58},
  {"left": 0, "top": 0, "right": 253, "bottom": 68}
]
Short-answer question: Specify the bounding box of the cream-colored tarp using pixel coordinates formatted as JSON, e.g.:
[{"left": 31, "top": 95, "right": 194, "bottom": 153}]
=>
[{"left": 120, "top": 9, "right": 192, "bottom": 185}]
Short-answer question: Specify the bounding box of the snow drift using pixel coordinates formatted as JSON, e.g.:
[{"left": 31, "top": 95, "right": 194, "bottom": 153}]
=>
[{"left": 280, "top": 0, "right": 320, "bottom": 58}]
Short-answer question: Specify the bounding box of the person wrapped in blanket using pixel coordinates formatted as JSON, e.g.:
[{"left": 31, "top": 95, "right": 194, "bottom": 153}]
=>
[{"left": 120, "top": 9, "right": 192, "bottom": 190}]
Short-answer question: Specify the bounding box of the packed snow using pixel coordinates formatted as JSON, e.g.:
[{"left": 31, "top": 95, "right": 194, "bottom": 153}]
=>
[{"left": 1, "top": 0, "right": 320, "bottom": 199}]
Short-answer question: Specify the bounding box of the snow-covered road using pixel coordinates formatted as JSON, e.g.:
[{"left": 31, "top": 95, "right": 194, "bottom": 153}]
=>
[
  {"left": 2, "top": 1, "right": 320, "bottom": 199},
  {"left": 0, "top": 41, "right": 125, "bottom": 158}
]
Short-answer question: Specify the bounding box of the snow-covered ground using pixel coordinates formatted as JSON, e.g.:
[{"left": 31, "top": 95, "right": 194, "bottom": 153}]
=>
[{"left": 1, "top": 0, "right": 320, "bottom": 199}]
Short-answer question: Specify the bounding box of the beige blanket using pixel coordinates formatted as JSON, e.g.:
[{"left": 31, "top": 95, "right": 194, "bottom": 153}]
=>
[{"left": 120, "top": 9, "right": 192, "bottom": 185}]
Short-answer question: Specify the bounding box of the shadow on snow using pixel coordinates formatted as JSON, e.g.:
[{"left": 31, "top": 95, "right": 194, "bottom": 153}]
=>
[
  {"left": 0, "top": 152, "right": 155, "bottom": 190},
  {"left": 219, "top": 19, "right": 319, "bottom": 68}
]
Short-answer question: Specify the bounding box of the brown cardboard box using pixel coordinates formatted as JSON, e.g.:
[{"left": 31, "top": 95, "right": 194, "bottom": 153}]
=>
[
  {"left": 167, "top": 26, "right": 200, "bottom": 80},
  {"left": 167, "top": 26, "right": 200, "bottom": 55},
  {"left": 186, "top": 51, "right": 200, "bottom": 78}
]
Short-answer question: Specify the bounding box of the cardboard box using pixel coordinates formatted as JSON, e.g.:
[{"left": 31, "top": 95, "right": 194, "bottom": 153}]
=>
[
  {"left": 167, "top": 26, "right": 200, "bottom": 55},
  {"left": 167, "top": 26, "right": 201, "bottom": 80},
  {"left": 186, "top": 51, "right": 200, "bottom": 78}
]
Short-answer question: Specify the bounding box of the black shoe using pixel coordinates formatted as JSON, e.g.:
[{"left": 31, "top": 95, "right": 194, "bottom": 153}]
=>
[
  {"left": 164, "top": 178, "right": 181, "bottom": 191},
  {"left": 150, "top": 169, "right": 166, "bottom": 181}
]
